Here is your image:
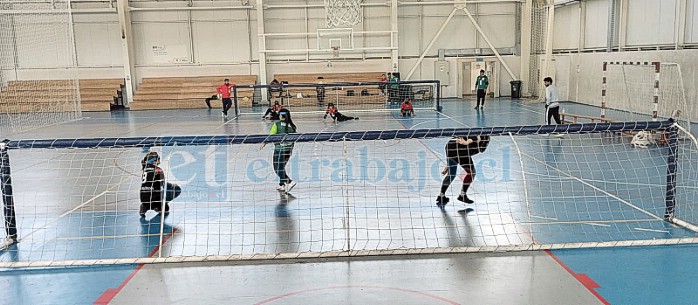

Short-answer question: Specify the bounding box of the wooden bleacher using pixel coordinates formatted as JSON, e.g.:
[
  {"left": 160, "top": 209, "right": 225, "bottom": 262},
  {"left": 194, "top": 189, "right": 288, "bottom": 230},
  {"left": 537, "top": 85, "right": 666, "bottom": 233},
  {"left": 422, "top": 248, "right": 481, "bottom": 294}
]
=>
[
  {"left": 80, "top": 79, "right": 125, "bottom": 111},
  {"left": 129, "top": 75, "right": 257, "bottom": 110},
  {"left": 271, "top": 72, "right": 386, "bottom": 107},
  {"left": 0, "top": 78, "right": 124, "bottom": 113}
]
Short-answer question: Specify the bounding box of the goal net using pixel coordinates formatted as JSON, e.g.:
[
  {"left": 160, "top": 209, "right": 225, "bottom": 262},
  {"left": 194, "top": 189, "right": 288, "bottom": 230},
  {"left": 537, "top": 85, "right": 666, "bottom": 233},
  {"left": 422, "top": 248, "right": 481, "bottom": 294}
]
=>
[
  {"left": 528, "top": 0, "right": 552, "bottom": 99},
  {"left": 1, "top": 121, "right": 697, "bottom": 267},
  {"left": 0, "top": 0, "right": 81, "bottom": 136},
  {"left": 234, "top": 80, "right": 440, "bottom": 116},
  {"left": 602, "top": 62, "right": 692, "bottom": 132}
]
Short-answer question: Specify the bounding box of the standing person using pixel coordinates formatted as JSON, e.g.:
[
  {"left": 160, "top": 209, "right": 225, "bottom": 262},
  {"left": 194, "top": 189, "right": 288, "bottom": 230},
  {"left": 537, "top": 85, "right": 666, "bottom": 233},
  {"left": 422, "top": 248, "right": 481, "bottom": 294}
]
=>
[
  {"left": 379, "top": 73, "right": 388, "bottom": 95},
  {"left": 544, "top": 76, "right": 561, "bottom": 125},
  {"left": 324, "top": 103, "right": 359, "bottom": 122},
  {"left": 436, "top": 135, "right": 490, "bottom": 207},
  {"left": 474, "top": 70, "right": 489, "bottom": 110},
  {"left": 262, "top": 109, "right": 298, "bottom": 194},
  {"left": 316, "top": 77, "right": 326, "bottom": 105},
  {"left": 217, "top": 78, "right": 235, "bottom": 118},
  {"left": 140, "top": 152, "right": 181, "bottom": 217},
  {"left": 389, "top": 73, "right": 399, "bottom": 104},
  {"left": 401, "top": 98, "right": 415, "bottom": 117}
]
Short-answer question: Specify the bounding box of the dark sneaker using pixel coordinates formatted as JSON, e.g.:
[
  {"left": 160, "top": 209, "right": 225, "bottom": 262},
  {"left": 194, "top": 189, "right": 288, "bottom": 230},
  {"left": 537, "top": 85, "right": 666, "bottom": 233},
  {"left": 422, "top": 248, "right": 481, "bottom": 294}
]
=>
[
  {"left": 457, "top": 194, "right": 474, "bottom": 204},
  {"left": 436, "top": 195, "right": 450, "bottom": 206}
]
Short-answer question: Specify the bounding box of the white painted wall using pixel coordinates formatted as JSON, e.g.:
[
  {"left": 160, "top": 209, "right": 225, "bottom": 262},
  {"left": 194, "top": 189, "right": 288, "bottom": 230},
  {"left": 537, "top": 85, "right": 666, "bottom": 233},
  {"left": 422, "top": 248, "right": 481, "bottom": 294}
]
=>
[
  {"left": 584, "top": 0, "right": 609, "bottom": 49},
  {"left": 2, "top": 0, "right": 698, "bottom": 101},
  {"left": 625, "top": 0, "right": 677, "bottom": 46},
  {"left": 0, "top": 1, "right": 515, "bottom": 93},
  {"left": 11, "top": 6, "right": 75, "bottom": 69},
  {"left": 73, "top": 12, "right": 122, "bottom": 67},
  {"left": 685, "top": 0, "right": 698, "bottom": 43},
  {"left": 553, "top": 4, "right": 582, "bottom": 50},
  {"left": 555, "top": 0, "right": 698, "bottom": 49}
]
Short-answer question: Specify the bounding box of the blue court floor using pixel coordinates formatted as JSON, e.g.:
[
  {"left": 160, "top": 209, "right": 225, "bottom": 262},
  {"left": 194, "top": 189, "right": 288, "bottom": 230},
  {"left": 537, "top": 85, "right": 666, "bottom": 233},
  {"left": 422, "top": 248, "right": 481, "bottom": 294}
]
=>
[{"left": 1, "top": 98, "right": 698, "bottom": 304}]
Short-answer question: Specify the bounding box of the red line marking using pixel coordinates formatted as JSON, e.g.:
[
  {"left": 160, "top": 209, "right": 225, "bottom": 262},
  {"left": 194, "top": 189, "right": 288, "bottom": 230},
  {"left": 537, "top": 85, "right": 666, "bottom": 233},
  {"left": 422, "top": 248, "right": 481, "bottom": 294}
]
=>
[
  {"left": 545, "top": 250, "right": 609, "bottom": 305},
  {"left": 93, "top": 227, "right": 177, "bottom": 305},
  {"left": 254, "top": 285, "right": 460, "bottom": 305}
]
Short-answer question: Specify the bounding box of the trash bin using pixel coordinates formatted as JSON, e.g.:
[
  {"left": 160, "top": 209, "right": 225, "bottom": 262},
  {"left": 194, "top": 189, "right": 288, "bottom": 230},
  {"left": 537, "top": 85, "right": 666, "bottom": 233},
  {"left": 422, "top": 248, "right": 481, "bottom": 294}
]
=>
[{"left": 510, "top": 80, "right": 522, "bottom": 99}]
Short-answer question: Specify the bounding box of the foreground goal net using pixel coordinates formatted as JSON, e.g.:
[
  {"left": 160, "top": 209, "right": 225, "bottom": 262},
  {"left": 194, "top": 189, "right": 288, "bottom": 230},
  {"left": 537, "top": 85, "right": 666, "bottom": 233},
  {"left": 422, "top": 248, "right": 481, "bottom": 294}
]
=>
[
  {"left": 233, "top": 80, "right": 440, "bottom": 116},
  {"left": 1, "top": 121, "right": 697, "bottom": 267},
  {"left": 0, "top": 0, "right": 82, "bottom": 136}
]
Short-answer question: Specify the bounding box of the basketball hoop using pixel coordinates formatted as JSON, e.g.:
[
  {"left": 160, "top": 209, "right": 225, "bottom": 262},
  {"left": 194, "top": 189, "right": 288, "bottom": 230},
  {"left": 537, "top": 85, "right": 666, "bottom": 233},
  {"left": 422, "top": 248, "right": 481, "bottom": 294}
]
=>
[
  {"left": 331, "top": 46, "right": 340, "bottom": 57},
  {"left": 324, "top": 0, "right": 363, "bottom": 28}
]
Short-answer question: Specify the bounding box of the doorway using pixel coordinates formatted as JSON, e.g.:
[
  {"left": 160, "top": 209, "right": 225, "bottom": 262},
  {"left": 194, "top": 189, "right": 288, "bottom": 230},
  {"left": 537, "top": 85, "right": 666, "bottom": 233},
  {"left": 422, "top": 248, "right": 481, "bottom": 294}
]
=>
[{"left": 462, "top": 61, "right": 498, "bottom": 98}]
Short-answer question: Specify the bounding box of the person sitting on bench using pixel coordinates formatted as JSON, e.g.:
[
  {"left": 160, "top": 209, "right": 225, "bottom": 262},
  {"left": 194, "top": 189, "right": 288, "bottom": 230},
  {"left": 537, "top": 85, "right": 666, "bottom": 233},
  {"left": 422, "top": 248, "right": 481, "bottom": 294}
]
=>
[{"left": 204, "top": 94, "right": 218, "bottom": 109}]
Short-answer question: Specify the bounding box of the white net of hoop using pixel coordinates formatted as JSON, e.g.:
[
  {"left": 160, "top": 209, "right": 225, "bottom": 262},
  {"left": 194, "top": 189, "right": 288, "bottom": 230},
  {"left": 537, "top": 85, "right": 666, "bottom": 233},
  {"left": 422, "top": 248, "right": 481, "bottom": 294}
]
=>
[{"left": 325, "top": 0, "right": 363, "bottom": 28}]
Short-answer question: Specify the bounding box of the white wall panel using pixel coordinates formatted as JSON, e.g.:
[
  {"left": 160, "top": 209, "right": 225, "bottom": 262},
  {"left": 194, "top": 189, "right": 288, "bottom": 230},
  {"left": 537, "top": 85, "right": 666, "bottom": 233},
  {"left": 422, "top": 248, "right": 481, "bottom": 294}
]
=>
[
  {"left": 189, "top": 8, "right": 254, "bottom": 63},
  {"left": 584, "top": 0, "right": 609, "bottom": 48},
  {"left": 13, "top": 16, "right": 73, "bottom": 68},
  {"left": 626, "top": 0, "right": 677, "bottom": 46},
  {"left": 132, "top": 12, "right": 191, "bottom": 66},
  {"left": 553, "top": 4, "right": 581, "bottom": 50},
  {"left": 420, "top": 15, "right": 477, "bottom": 54},
  {"left": 685, "top": 0, "right": 698, "bottom": 43},
  {"left": 74, "top": 21, "right": 123, "bottom": 67},
  {"left": 398, "top": 16, "right": 421, "bottom": 56},
  {"left": 192, "top": 21, "right": 249, "bottom": 63},
  {"left": 476, "top": 14, "right": 516, "bottom": 48}
]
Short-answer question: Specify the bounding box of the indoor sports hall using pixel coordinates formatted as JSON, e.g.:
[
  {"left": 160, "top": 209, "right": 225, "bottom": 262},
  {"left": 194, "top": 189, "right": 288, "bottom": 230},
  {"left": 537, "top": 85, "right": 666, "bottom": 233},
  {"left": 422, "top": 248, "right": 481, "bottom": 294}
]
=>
[{"left": 1, "top": 0, "right": 698, "bottom": 304}]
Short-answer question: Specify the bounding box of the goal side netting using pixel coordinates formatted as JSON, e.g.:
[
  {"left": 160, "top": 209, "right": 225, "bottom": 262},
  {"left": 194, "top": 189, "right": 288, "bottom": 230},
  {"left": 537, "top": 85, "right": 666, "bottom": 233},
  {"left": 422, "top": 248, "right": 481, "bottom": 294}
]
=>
[{"left": 0, "top": 0, "right": 81, "bottom": 136}]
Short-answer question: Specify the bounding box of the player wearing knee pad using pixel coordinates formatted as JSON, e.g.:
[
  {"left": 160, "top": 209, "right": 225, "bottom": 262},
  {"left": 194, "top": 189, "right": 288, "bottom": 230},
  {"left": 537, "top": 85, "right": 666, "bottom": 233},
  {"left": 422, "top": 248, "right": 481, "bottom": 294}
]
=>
[
  {"left": 140, "top": 152, "right": 181, "bottom": 217},
  {"left": 262, "top": 109, "right": 298, "bottom": 194},
  {"left": 401, "top": 99, "right": 415, "bottom": 117},
  {"left": 324, "top": 103, "right": 358, "bottom": 122},
  {"left": 437, "top": 135, "right": 490, "bottom": 207}
]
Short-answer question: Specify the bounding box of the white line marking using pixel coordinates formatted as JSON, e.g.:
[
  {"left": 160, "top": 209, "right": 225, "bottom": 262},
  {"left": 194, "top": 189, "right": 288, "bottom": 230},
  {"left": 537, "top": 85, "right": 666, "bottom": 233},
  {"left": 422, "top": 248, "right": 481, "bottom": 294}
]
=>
[
  {"left": 18, "top": 175, "right": 134, "bottom": 243},
  {"left": 634, "top": 228, "right": 670, "bottom": 233},
  {"left": 584, "top": 223, "right": 612, "bottom": 227},
  {"left": 530, "top": 215, "right": 558, "bottom": 221}
]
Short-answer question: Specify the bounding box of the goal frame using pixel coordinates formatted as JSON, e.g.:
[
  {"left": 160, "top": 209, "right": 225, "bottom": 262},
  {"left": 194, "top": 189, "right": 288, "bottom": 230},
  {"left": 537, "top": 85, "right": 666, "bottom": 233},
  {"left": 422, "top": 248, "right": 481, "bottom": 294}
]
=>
[
  {"left": 1, "top": 120, "right": 697, "bottom": 267},
  {"left": 601, "top": 61, "right": 691, "bottom": 130}
]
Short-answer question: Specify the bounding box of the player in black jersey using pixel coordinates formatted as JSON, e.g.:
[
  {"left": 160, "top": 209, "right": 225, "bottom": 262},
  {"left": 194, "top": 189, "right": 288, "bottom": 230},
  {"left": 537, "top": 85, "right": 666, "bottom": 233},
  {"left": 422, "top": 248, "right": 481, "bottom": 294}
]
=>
[
  {"left": 436, "top": 135, "right": 490, "bottom": 207},
  {"left": 140, "top": 152, "right": 181, "bottom": 217}
]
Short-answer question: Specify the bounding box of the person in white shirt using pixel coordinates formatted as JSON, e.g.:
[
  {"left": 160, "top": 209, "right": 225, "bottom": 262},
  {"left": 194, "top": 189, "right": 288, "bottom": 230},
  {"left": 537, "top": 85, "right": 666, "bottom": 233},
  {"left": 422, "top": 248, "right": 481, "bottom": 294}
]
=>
[{"left": 544, "top": 77, "right": 561, "bottom": 125}]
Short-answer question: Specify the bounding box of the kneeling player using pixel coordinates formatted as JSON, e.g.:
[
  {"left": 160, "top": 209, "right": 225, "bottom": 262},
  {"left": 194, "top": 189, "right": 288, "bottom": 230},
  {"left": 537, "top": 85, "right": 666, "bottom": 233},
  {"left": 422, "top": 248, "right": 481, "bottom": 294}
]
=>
[
  {"left": 401, "top": 99, "right": 415, "bottom": 117},
  {"left": 140, "top": 152, "right": 181, "bottom": 217}
]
